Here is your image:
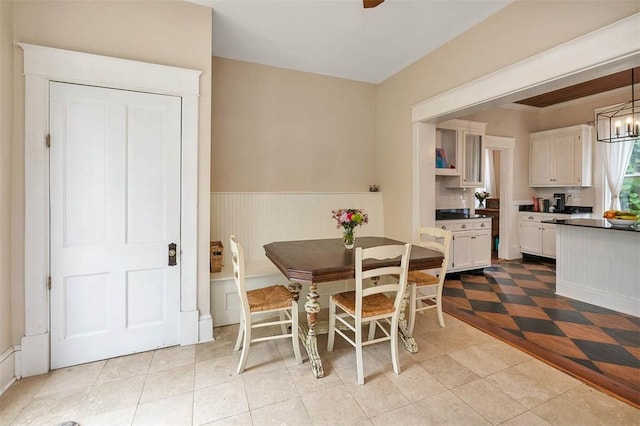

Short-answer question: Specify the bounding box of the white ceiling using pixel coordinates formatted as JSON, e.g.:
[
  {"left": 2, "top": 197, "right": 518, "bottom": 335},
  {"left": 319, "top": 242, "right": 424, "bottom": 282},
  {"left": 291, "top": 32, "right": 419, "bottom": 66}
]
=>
[{"left": 189, "top": 0, "right": 514, "bottom": 83}]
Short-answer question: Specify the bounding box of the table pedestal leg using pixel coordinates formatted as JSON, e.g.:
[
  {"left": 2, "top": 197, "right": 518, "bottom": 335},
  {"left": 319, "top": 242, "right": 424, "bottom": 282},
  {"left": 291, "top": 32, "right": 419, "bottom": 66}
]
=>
[
  {"left": 287, "top": 281, "right": 301, "bottom": 301},
  {"left": 398, "top": 284, "right": 419, "bottom": 353},
  {"left": 302, "top": 282, "right": 324, "bottom": 378}
]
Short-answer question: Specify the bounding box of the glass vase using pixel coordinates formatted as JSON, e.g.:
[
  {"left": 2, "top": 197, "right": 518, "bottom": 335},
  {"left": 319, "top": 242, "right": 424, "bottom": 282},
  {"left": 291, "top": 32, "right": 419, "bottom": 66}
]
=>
[{"left": 342, "top": 228, "right": 355, "bottom": 249}]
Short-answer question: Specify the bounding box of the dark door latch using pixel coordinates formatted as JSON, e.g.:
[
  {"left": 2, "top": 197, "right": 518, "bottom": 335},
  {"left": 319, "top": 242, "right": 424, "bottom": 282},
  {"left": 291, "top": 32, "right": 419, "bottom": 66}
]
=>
[{"left": 168, "top": 243, "right": 177, "bottom": 266}]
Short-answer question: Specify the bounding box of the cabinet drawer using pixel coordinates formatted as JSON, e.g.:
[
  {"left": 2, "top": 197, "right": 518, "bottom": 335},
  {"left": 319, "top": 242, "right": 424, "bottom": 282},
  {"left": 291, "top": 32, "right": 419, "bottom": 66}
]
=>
[
  {"left": 437, "top": 222, "right": 471, "bottom": 231},
  {"left": 437, "top": 220, "right": 490, "bottom": 231},
  {"left": 475, "top": 220, "right": 491, "bottom": 231},
  {"left": 519, "top": 212, "right": 590, "bottom": 223},
  {"left": 520, "top": 214, "right": 541, "bottom": 222}
]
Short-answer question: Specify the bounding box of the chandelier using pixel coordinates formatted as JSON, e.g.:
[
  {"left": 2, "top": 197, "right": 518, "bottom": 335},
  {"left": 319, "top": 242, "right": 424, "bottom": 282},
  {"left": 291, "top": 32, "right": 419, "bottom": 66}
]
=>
[{"left": 596, "top": 68, "right": 639, "bottom": 143}]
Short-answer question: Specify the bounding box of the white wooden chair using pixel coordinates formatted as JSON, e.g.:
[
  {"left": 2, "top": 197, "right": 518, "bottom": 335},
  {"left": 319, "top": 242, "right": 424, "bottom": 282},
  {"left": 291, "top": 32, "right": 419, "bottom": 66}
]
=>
[
  {"left": 230, "top": 235, "right": 302, "bottom": 374},
  {"left": 407, "top": 227, "right": 452, "bottom": 334},
  {"left": 327, "top": 244, "right": 411, "bottom": 385}
]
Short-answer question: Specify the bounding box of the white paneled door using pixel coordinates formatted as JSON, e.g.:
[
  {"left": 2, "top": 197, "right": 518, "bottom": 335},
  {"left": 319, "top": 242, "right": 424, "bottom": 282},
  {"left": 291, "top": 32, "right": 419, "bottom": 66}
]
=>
[{"left": 49, "top": 82, "right": 181, "bottom": 369}]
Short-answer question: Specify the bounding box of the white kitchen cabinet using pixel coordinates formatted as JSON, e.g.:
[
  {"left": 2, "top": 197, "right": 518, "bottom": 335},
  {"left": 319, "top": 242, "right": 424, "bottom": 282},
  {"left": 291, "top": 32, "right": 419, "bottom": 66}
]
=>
[
  {"left": 520, "top": 213, "right": 557, "bottom": 258},
  {"left": 437, "top": 218, "right": 491, "bottom": 272},
  {"left": 519, "top": 212, "right": 590, "bottom": 259},
  {"left": 435, "top": 119, "right": 487, "bottom": 188},
  {"left": 520, "top": 219, "right": 542, "bottom": 254},
  {"left": 541, "top": 224, "right": 557, "bottom": 257},
  {"left": 529, "top": 124, "right": 593, "bottom": 187}
]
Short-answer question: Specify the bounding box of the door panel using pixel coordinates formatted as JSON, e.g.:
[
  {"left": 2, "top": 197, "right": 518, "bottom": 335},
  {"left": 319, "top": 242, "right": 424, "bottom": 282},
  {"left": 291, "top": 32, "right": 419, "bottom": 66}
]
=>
[
  {"left": 64, "top": 273, "right": 110, "bottom": 338},
  {"left": 542, "top": 225, "right": 557, "bottom": 258},
  {"left": 520, "top": 222, "right": 541, "bottom": 254},
  {"left": 530, "top": 138, "right": 552, "bottom": 185},
  {"left": 471, "top": 233, "right": 491, "bottom": 267},
  {"left": 554, "top": 135, "right": 576, "bottom": 185},
  {"left": 127, "top": 105, "right": 168, "bottom": 243},
  {"left": 127, "top": 269, "right": 167, "bottom": 328},
  {"left": 452, "top": 234, "right": 472, "bottom": 270},
  {"left": 50, "top": 82, "right": 181, "bottom": 369},
  {"left": 64, "top": 100, "right": 109, "bottom": 247}
]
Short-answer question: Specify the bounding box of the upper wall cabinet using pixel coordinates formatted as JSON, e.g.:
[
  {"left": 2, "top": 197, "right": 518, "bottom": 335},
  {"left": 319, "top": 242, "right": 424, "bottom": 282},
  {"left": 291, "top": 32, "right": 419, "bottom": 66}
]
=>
[
  {"left": 435, "top": 119, "right": 487, "bottom": 188},
  {"left": 529, "top": 124, "right": 593, "bottom": 187}
]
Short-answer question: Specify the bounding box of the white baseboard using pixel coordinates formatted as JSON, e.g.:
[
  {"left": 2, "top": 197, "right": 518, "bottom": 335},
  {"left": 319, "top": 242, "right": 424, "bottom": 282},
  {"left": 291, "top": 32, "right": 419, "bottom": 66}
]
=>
[
  {"left": 505, "top": 245, "right": 523, "bottom": 261},
  {"left": 199, "top": 314, "right": 214, "bottom": 342},
  {"left": 180, "top": 310, "right": 200, "bottom": 346},
  {"left": 0, "top": 346, "right": 18, "bottom": 396},
  {"left": 14, "top": 345, "right": 21, "bottom": 380},
  {"left": 21, "top": 333, "right": 49, "bottom": 377},
  {"left": 557, "top": 279, "right": 639, "bottom": 317}
]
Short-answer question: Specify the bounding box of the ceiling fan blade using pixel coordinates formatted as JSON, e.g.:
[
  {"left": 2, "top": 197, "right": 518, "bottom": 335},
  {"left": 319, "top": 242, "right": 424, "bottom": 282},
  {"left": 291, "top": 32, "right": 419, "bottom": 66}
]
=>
[{"left": 363, "top": 0, "right": 384, "bottom": 8}]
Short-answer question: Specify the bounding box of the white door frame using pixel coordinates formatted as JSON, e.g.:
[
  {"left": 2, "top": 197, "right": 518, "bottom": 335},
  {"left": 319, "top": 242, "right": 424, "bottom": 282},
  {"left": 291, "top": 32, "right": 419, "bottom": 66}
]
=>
[
  {"left": 20, "top": 43, "right": 202, "bottom": 376},
  {"left": 411, "top": 14, "right": 640, "bottom": 245},
  {"left": 483, "top": 136, "right": 517, "bottom": 260}
]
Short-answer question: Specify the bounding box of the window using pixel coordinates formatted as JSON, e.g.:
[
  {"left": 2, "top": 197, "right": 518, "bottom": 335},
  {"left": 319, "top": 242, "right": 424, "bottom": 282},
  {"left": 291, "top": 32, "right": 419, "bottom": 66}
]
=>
[{"left": 620, "top": 139, "right": 640, "bottom": 212}]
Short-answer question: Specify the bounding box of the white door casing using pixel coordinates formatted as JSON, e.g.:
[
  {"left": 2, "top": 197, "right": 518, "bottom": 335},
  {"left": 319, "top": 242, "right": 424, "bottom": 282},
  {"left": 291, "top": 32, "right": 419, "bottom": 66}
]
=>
[
  {"left": 21, "top": 43, "right": 206, "bottom": 377},
  {"left": 483, "top": 136, "right": 515, "bottom": 260},
  {"left": 49, "top": 82, "right": 181, "bottom": 368}
]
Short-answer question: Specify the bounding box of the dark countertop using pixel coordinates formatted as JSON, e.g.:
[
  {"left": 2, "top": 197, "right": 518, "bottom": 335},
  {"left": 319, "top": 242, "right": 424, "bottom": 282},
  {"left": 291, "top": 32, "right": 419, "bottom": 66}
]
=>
[
  {"left": 435, "top": 208, "right": 488, "bottom": 220},
  {"left": 436, "top": 210, "right": 489, "bottom": 220},
  {"left": 541, "top": 218, "right": 640, "bottom": 232},
  {"left": 436, "top": 213, "right": 487, "bottom": 220},
  {"left": 519, "top": 205, "right": 593, "bottom": 214}
]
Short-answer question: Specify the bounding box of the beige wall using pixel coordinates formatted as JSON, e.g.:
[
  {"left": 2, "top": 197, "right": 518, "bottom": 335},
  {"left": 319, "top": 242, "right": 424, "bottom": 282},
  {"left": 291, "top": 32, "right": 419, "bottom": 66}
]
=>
[
  {"left": 463, "top": 107, "right": 540, "bottom": 202},
  {"left": 0, "top": 0, "right": 14, "bottom": 356},
  {"left": 376, "top": 0, "right": 639, "bottom": 242},
  {"left": 10, "top": 0, "right": 213, "bottom": 343},
  {"left": 211, "top": 57, "right": 377, "bottom": 192}
]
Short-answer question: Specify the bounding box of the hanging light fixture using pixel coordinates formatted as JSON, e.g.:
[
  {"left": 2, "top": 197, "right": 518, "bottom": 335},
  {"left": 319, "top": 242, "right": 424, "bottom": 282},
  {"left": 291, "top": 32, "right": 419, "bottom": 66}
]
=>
[{"left": 596, "top": 68, "right": 639, "bottom": 143}]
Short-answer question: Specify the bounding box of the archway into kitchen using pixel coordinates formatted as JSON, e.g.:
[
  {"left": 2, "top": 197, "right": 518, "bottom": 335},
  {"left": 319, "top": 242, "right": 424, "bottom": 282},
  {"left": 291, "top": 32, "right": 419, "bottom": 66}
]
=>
[{"left": 410, "top": 14, "right": 637, "bottom": 262}]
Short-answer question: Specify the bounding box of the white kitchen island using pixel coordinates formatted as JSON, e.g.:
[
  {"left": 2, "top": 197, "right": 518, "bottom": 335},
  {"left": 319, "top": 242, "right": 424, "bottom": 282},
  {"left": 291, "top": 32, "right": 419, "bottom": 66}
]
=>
[{"left": 552, "top": 219, "right": 640, "bottom": 317}]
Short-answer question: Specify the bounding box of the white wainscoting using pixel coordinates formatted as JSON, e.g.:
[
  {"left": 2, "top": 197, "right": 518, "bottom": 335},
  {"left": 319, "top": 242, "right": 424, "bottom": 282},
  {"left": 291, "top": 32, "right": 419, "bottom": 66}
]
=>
[
  {"left": 209, "top": 192, "right": 384, "bottom": 326},
  {"left": 0, "top": 346, "right": 19, "bottom": 396},
  {"left": 556, "top": 225, "right": 640, "bottom": 317}
]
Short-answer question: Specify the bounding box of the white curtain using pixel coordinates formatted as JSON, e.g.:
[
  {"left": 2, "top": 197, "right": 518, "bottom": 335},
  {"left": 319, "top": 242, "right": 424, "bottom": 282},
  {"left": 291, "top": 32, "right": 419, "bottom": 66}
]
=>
[
  {"left": 600, "top": 141, "right": 634, "bottom": 210},
  {"left": 484, "top": 149, "right": 495, "bottom": 197}
]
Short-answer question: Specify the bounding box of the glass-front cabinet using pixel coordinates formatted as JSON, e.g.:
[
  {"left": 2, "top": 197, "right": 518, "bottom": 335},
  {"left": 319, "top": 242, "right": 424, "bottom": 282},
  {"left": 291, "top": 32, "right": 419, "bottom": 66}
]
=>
[
  {"left": 463, "top": 131, "right": 484, "bottom": 186},
  {"left": 435, "top": 119, "right": 486, "bottom": 188},
  {"left": 435, "top": 128, "right": 458, "bottom": 174}
]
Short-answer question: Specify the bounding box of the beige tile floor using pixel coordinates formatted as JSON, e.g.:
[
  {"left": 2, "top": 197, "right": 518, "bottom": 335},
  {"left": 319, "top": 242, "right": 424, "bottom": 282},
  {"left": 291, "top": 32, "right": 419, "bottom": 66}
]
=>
[{"left": 1, "top": 310, "right": 638, "bottom": 426}]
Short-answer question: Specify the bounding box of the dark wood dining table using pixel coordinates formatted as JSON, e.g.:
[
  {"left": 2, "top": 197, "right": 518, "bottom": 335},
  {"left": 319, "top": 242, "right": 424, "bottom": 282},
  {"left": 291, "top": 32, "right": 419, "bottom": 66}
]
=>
[{"left": 264, "top": 236, "right": 444, "bottom": 378}]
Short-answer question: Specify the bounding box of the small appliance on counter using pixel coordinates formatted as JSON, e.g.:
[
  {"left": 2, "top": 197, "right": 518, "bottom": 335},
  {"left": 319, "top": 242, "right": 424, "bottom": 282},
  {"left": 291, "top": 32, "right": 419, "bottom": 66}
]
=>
[{"left": 553, "top": 193, "right": 566, "bottom": 212}]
